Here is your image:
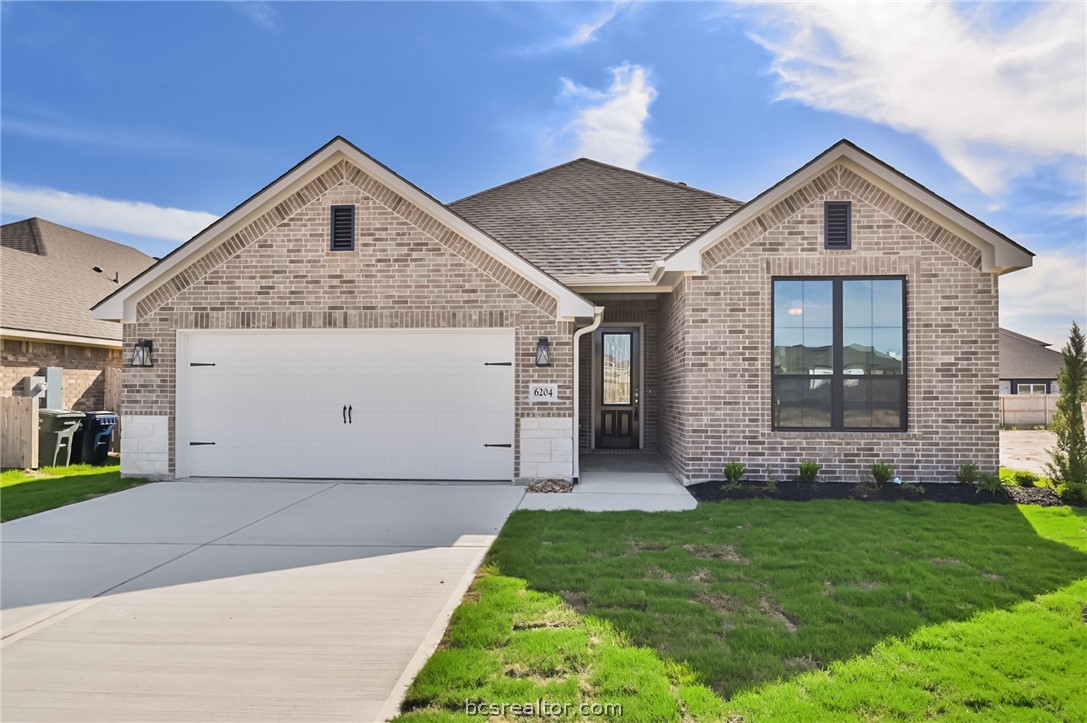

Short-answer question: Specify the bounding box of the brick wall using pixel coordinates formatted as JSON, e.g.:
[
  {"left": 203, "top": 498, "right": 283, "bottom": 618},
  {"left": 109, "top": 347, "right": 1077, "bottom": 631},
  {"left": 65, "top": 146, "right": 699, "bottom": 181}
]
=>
[
  {"left": 1, "top": 338, "right": 121, "bottom": 411},
  {"left": 123, "top": 159, "right": 572, "bottom": 479},
  {"left": 669, "top": 164, "right": 1000, "bottom": 484}
]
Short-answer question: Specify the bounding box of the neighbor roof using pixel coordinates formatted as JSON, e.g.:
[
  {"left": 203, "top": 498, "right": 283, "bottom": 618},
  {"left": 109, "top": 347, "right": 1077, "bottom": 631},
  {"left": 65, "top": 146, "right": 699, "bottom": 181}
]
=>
[
  {"left": 1, "top": 218, "right": 154, "bottom": 342},
  {"left": 449, "top": 158, "right": 742, "bottom": 277},
  {"left": 1000, "top": 328, "right": 1065, "bottom": 380}
]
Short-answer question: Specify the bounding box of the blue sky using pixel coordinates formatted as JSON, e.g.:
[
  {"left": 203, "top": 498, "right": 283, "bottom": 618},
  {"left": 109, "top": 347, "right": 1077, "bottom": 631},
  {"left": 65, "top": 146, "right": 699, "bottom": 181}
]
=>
[{"left": 2, "top": 1, "right": 1084, "bottom": 346}]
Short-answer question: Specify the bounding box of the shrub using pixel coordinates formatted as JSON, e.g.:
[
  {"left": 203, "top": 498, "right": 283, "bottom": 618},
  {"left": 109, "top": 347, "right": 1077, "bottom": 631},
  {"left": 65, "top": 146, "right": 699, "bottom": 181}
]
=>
[
  {"left": 763, "top": 472, "right": 779, "bottom": 495},
  {"left": 870, "top": 460, "right": 895, "bottom": 485},
  {"left": 901, "top": 482, "right": 925, "bottom": 499},
  {"left": 1058, "top": 482, "right": 1087, "bottom": 506},
  {"left": 852, "top": 478, "right": 879, "bottom": 498},
  {"left": 723, "top": 461, "right": 746, "bottom": 487},
  {"left": 975, "top": 472, "right": 1006, "bottom": 496},
  {"left": 1013, "top": 471, "right": 1039, "bottom": 487},
  {"left": 956, "top": 463, "right": 980, "bottom": 485},
  {"left": 797, "top": 461, "right": 822, "bottom": 483}
]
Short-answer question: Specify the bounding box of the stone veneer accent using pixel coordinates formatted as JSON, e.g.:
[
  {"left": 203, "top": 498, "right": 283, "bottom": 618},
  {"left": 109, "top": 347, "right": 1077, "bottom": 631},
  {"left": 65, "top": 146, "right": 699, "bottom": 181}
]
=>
[
  {"left": 518, "top": 417, "right": 574, "bottom": 481},
  {"left": 1, "top": 339, "right": 121, "bottom": 411},
  {"left": 120, "top": 414, "right": 169, "bottom": 479},
  {"left": 123, "top": 158, "right": 572, "bottom": 480},
  {"left": 658, "top": 164, "right": 1000, "bottom": 484}
]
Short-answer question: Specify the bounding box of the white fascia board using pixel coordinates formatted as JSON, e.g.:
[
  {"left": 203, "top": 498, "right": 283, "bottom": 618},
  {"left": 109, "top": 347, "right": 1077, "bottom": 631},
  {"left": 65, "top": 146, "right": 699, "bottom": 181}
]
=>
[
  {"left": 0, "top": 328, "right": 122, "bottom": 349},
  {"left": 665, "top": 144, "right": 1032, "bottom": 276},
  {"left": 94, "top": 139, "right": 594, "bottom": 322}
]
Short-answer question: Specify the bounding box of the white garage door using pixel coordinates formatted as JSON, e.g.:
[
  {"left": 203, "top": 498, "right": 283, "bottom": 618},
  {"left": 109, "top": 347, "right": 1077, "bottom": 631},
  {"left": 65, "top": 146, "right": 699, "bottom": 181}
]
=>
[{"left": 179, "top": 330, "right": 515, "bottom": 480}]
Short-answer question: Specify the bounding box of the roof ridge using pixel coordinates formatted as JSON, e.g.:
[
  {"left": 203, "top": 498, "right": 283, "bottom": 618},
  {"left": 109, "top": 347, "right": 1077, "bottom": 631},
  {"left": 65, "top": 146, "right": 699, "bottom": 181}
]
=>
[
  {"left": 575, "top": 157, "right": 742, "bottom": 204},
  {"left": 1000, "top": 327, "right": 1052, "bottom": 347},
  {"left": 448, "top": 158, "right": 588, "bottom": 206}
]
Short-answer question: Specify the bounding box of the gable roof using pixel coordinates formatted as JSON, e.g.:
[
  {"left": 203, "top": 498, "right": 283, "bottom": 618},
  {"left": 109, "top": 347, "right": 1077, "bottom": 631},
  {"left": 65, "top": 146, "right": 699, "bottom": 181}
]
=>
[
  {"left": 1000, "top": 328, "right": 1065, "bottom": 380},
  {"left": 92, "top": 137, "right": 595, "bottom": 322},
  {"left": 666, "top": 140, "right": 1033, "bottom": 276},
  {"left": 449, "top": 158, "right": 742, "bottom": 278},
  {"left": 1, "top": 218, "right": 154, "bottom": 344}
]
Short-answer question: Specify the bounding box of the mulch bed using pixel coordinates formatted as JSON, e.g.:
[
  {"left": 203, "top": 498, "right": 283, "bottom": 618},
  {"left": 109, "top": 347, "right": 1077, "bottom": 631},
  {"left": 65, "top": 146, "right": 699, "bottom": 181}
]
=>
[{"left": 688, "top": 480, "right": 1065, "bottom": 507}]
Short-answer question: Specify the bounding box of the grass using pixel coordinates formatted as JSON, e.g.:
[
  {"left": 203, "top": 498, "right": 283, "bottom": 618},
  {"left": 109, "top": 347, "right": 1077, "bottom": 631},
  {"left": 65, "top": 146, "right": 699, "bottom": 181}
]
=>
[
  {"left": 396, "top": 501, "right": 1087, "bottom": 721},
  {"left": 999, "top": 466, "right": 1056, "bottom": 489},
  {"left": 0, "top": 461, "right": 149, "bottom": 522}
]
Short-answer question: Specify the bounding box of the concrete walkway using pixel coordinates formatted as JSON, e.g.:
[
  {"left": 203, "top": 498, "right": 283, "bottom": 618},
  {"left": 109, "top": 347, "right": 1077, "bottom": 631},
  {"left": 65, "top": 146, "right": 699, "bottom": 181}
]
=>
[
  {"left": 2, "top": 480, "right": 524, "bottom": 722},
  {"left": 519, "top": 454, "right": 697, "bottom": 512},
  {"left": 1000, "top": 429, "right": 1057, "bottom": 476}
]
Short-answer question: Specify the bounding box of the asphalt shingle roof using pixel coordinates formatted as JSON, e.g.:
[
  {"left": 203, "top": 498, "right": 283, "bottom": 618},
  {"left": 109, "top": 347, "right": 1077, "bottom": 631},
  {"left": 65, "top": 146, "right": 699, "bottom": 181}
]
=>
[
  {"left": 1000, "top": 328, "right": 1065, "bottom": 380},
  {"left": 1, "top": 218, "right": 155, "bottom": 341},
  {"left": 449, "top": 158, "right": 743, "bottom": 277}
]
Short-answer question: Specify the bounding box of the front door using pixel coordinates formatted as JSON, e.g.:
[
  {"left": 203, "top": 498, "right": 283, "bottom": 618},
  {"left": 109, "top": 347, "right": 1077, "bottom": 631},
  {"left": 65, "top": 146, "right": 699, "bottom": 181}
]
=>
[{"left": 595, "top": 327, "right": 640, "bottom": 449}]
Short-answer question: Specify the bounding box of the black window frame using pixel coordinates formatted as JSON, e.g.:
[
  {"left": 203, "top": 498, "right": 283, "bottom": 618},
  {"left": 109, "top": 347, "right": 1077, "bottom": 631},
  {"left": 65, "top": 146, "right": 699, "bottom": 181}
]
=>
[
  {"left": 1011, "top": 379, "right": 1050, "bottom": 395},
  {"left": 329, "top": 205, "right": 356, "bottom": 251},
  {"left": 824, "top": 201, "right": 852, "bottom": 250},
  {"left": 771, "top": 275, "right": 908, "bottom": 432}
]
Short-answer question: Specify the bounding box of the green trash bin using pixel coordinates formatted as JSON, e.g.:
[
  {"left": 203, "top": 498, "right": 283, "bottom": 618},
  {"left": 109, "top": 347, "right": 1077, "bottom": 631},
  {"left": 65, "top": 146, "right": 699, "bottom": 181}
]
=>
[{"left": 39, "top": 409, "right": 85, "bottom": 468}]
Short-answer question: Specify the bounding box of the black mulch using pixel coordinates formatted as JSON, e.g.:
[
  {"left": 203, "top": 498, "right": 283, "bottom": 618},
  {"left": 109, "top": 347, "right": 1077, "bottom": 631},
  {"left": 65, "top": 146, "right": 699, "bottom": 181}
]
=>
[{"left": 688, "top": 480, "right": 1065, "bottom": 507}]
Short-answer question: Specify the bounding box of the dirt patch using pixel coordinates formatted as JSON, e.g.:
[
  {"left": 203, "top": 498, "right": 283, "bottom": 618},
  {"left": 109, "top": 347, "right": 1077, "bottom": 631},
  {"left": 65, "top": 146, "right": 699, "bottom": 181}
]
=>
[
  {"left": 785, "top": 655, "right": 824, "bottom": 672},
  {"left": 683, "top": 543, "right": 749, "bottom": 564},
  {"left": 690, "top": 568, "right": 715, "bottom": 584},
  {"left": 696, "top": 591, "right": 742, "bottom": 614},
  {"left": 559, "top": 590, "right": 588, "bottom": 614},
  {"left": 758, "top": 596, "right": 798, "bottom": 633},
  {"left": 646, "top": 566, "right": 677, "bottom": 583},
  {"left": 630, "top": 540, "right": 671, "bottom": 552},
  {"left": 981, "top": 572, "right": 1004, "bottom": 581},
  {"left": 526, "top": 479, "right": 573, "bottom": 493},
  {"left": 929, "top": 558, "right": 968, "bottom": 568}
]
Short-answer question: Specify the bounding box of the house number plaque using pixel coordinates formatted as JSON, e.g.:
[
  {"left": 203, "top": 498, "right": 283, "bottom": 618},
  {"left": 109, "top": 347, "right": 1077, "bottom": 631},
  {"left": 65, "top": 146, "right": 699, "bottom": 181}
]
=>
[{"left": 528, "top": 384, "right": 559, "bottom": 403}]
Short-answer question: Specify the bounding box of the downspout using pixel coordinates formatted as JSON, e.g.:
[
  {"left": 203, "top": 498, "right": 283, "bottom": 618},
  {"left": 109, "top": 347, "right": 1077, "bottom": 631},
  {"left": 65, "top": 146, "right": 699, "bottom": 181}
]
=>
[{"left": 572, "top": 306, "right": 605, "bottom": 484}]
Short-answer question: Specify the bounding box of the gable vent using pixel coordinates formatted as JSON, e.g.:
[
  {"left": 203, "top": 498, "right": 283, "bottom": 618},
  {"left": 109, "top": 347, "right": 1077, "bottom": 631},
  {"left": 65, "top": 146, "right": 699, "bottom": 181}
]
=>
[
  {"left": 330, "top": 205, "right": 355, "bottom": 251},
  {"left": 824, "top": 201, "right": 851, "bottom": 250}
]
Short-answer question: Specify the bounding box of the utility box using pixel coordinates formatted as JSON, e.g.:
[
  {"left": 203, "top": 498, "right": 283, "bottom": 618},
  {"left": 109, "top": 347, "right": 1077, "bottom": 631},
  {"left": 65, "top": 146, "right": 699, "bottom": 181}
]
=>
[
  {"left": 23, "top": 375, "right": 47, "bottom": 398},
  {"left": 44, "top": 367, "right": 64, "bottom": 410}
]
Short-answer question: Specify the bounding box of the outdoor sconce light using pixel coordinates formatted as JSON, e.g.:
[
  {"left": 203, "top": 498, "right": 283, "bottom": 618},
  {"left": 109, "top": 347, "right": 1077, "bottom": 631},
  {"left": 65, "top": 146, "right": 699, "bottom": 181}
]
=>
[
  {"left": 131, "top": 339, "right": 153, "bottom": 367},
  {"left": 535, "top": 337, "right": 551, "bottom": 367}
]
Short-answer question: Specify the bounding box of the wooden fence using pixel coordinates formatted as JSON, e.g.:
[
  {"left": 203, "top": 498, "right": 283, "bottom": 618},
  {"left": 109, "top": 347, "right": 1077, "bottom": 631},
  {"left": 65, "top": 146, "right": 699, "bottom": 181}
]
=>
[
  {"left": 104, "top": 367, "right": 122, "bottom": 453},
  {"left": 1, "top": 396, "right": 39, "bottom": 469},
  {"left": 998, "top": 395, "right": 1087, "bottom": 428}
]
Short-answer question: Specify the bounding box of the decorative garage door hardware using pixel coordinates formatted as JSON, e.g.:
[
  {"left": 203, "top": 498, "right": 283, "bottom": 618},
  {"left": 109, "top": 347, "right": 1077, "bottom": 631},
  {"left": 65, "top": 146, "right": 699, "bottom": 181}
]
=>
[
  {"left": 484, "top": 361, "right": 512, "bottom": 366},
  {"left": 483, "top": 443, "right": 512, "bottom": 448},
  {"left": 342, "top": 405, "right": 353, "bottom": 424},
  {"left": 189, "top": 441, "right": 216, "bottom": 446},
  {"left": 189, "top": 362, "right": 216, "bottom": 367}
]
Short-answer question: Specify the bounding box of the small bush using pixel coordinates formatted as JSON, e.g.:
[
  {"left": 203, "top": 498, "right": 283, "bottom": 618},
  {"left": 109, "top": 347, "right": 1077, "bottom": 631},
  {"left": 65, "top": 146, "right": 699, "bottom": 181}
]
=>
[
  {"left": 763, "top": 472, "right": 778, "bottom": 495},
  {"left": 1058, "top": 482, "right": 1087, "bottom": 506},
  {"left": 1013, "top": 471, "right": 1039, "bottom": 487},
  {"left": 901, "top": 482, "right": 925, "bottom": 499},
  {"left": 852, "top": 478, "right": 879, "bottom": 498},
  {"left": 975, "top": 472, "right": 1006, "bottom": 496},
  {"left": 797, "top": 461, "right": 822, "bottom": 483},
  {"left": 956, "top": 463, "right": 980, "bottom": 485},
  {"left": 723, "top": 461, "right": 746, "bottom": 487},
  {"left": 870, "top": 460, "right": 895, "bottom": 485}
]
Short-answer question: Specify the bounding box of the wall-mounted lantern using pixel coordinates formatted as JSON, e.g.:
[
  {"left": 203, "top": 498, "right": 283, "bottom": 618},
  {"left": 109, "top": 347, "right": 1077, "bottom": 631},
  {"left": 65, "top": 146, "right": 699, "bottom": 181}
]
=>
[
  {"left": 535, "top": 337, "right": 551, "bottom": 367},
  {"left": 131, "top": 339, "right": 153, "bottom": 367}
]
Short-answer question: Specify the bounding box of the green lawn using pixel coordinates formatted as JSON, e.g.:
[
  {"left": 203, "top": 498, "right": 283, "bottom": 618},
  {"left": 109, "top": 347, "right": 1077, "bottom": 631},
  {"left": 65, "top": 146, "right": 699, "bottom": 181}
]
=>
[
  {"left": 0, "top": 462, "right": 149, "bottom": 522},
  {"left": 397, "top": 501, "right": 1087, "bottom": 721}
]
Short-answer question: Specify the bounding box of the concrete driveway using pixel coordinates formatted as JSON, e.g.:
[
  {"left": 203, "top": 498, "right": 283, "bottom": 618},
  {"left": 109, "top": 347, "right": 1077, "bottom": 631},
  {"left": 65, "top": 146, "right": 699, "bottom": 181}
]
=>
[
  {"left": 1000, "top": 429, "right": 1057, "bottom": 476},
  {"left": 2, "top": 480, "right": 523, "bottom": 722}
]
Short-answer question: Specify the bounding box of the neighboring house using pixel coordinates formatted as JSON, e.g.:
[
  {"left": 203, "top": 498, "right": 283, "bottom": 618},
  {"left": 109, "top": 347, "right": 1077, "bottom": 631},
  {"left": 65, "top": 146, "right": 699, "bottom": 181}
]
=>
[
  {"left": 999, "top": 328, "right": 1064, "bottom": 395},
  {"left": 92, "top": 137, "right": 1033, "bottom": 483},
  {"left": 1, "top": 218, "right": 155, "bottom": 410}
]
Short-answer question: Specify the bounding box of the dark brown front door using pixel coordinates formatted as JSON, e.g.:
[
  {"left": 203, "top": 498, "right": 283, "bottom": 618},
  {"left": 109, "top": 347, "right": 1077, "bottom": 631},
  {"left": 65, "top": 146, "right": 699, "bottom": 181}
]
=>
[{"left": 595, "top": 328, "right": 640, "bottom": 449}]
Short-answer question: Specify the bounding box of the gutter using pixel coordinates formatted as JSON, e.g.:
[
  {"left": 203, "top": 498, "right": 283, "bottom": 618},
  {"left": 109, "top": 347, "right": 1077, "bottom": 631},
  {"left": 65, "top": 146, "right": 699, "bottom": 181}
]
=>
[{"left": 571, "top": 306, "right": 605, "bottom": 484}]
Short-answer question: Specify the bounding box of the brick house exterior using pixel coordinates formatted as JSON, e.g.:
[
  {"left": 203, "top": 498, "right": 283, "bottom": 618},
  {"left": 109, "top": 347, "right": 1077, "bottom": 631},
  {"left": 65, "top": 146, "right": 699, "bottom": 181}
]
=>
[{"left": 94, "top": 138, "right": 1032, "bottom": 484}]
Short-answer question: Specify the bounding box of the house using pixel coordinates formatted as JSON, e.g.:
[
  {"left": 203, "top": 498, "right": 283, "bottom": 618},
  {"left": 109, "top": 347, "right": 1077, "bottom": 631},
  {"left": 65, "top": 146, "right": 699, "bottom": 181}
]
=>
[
  {"left": 999, "top": 328, "right": 1064, "bottom": 395},
  {"left": 1, "top": 218, "right": 155, "bottom": 410},
  {"left": 91, "top": 137, "right": 1033, "bottom": 483}
]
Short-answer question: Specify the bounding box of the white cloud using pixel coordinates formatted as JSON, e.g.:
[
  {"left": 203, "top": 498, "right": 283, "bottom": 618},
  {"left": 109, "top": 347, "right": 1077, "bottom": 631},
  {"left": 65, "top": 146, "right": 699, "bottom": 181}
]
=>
[
  {"left": 560, "top": 64, "right": 657, "bottom": 169},
  {"left": 1000, "top": 245, "right": 1087, "bottom": 348},
  {"left": 563, "top": 0, "right": 629, "bottom": 46},
  {"left": 1, "top": 184, "right": 218, "bottom": 242},
  {"left": 744, "top": 2, "right": 1086, "bottom": 195},
  {"left": 231, "top": 1, "right": 279, "bottom": 31}
]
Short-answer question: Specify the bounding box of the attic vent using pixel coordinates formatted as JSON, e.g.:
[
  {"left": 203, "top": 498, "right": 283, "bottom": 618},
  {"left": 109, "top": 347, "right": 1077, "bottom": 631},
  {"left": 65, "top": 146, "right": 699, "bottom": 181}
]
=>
[
  {"left": 330, "top": 205, "right": 355, "bottom": 251},
  {"left": 824, "top": 201, "right": 851, "bottom": 250}
]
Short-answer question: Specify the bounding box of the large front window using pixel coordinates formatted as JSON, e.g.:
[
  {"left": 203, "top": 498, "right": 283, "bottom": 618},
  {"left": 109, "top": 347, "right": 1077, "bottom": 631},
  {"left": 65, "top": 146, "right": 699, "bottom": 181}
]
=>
[{"left": 772, "top": 277, "right": 906, "bottom": 431}]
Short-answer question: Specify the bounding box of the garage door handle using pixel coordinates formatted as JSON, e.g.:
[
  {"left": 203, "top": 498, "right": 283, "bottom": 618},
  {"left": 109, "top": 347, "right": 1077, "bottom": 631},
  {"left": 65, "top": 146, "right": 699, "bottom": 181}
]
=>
[
  {"left": 342, "top": 405, "right": 347, "bottom": 424},
  {"left": 190, "top": 441, "right": 216, "bottom": 446},
  {"left": 483, "top": 443, "right": 512, "bottom": 448},
  {"left": 484, "top": 362, "right": 512, "bottom": 366},
  {"left": 347, "top": 405, "right": 352, "bottom": 424}
]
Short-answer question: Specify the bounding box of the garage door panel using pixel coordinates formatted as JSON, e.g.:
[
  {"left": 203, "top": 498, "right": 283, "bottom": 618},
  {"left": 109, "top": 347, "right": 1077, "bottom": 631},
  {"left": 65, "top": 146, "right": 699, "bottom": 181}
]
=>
[{"left": 182, "top": 330, "right": 516, "bottom": 480}]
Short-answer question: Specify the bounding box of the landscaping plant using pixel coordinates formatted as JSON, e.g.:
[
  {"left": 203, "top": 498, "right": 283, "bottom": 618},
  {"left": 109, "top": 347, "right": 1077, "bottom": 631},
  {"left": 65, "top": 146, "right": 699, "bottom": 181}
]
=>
[
  {"left": 723, "top": 461, "right": 746, "bottom": 487},
  {"left": 1013, "top": 471, "right": 1038, "bottom": 488},
  {"left": 763, "top": 472, "right": 779, "bottom": 495},
  {"left": 955, "top": 463, "right": 979, "bottom": 485},
  {"left": 870, "top": 460, "right": 895, "bottom": 485},
  {"left": 797, "top": 461, "right": 821, "bottom": 483},
  {"left": 1045, "top": 322, "right": 1087, "bottom": 505},
  {"left": 974, "top": 472, "right": 1006, "bottom": 496}
]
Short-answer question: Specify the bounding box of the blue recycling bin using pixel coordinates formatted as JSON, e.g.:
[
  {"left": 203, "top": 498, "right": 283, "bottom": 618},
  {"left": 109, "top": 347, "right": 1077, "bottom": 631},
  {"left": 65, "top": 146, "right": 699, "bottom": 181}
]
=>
[{"left": 71, "top": 411, "right": 119, "bottom": 465}]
